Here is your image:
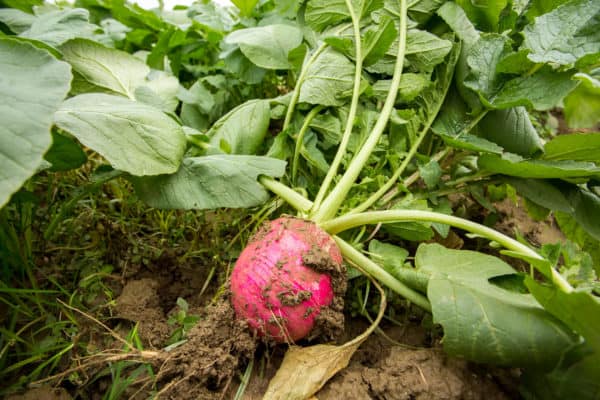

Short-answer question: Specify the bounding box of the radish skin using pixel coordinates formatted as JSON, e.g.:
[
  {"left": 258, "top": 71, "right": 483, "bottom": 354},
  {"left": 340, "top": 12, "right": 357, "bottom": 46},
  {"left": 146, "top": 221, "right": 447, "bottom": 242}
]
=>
[{"left": 230, "top": 217, "right": 344, "bottom": 342}]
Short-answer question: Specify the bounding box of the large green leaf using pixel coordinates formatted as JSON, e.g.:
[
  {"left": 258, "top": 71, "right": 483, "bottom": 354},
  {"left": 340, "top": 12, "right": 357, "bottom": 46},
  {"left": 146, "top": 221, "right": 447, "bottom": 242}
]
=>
[
  {"left": 369, "top": 239, "right": 409, "bottom": 272},
  {"left": 544, "top": 133, "right": 600, "bottom": 163},
  {"left": 521, "top": 0, "right": 600, "bottom": 66},
  {"left": 309, "top": 112, "right": 342, "bottom": 149},
  {"left": 438, "top": 132, "right": 505, "bottom": 154},
  {"left": 368, "top": 28, "right": 452, "bottom": 74},
  {"left": 437, "top": 2, "right": 479, "bottom": 46},
  {"left": 563, "top": 73, "right": 600, "bottom": 129},
  {"left": 407, "top": 0, "right": 445, "bottom": 24},
  {"left": 555, "top": 212, "right": 600, "bottom": 275},
  {"left": 524, "top": 0, "right": 572, "bottom": 19},
  {"left": 383, "top": 198, "right": 434, "bottom": 242},
  {"left": 0, "top": 39, "right": 71, "bottom": 208},
  {"left": 60, "top": 39, "right": 149, "bottom": 98},
  {"left": 432, "top": 88, "right": 503, "bottom": 154},
  {"left": 131, "top": 155, "right": 286, "bottom": 209},
  {"left": 416, "top": 243, "right": 577, "bottom": 367},
  {"left": 304, "top": 0, "right": 350, "bottom": 32},
  {"left": 468, "top": 59, "right": 578, "bottom": 110},
  {"left": 134, "top": 70, "right": 180, "bottom": 113},
  {"left": 0, "top": 8, "right": 36, "bottom": 33},
  {"left": 371, "top": 73, "right": 432, "bottom": 103},
  {"left": 298, "top": 49, "right": 355, "bottom": 106},
  {"left": 384, "top": 29, "right": 453, "bottom": 72},
  {"left": 54, "top": 94, "right": 185, "bottom": 176},
  {"left": 477, "top": 107, "right": 543, "bottom": 156},
  {"left": 464, "top": 35, "right": 578, "bottom": 111},
  {"left": 526, "top": 278, "right": 600, "bottom": 353},
  {"left": 20, "top": 8, "right": 98, "bottom": 47},
  {"left": 405, "top": 29, "right": 453, "bottom": 71},
  {"left": 0, "top": 0, "right": 42, "bottom": 13},
  {"left": 361, "top": 16, "right": 397, "bottom": 66},
  {"left": 455, "top": 0, "right": 507, "bottom": 31},
  {"left": 436, "top": 2, "right": 482, "bottom": 111},
  {"left": 224, "top": 24, "right": 303, "bottom": 70},
  {"left": 567, "top": 187, "right": 600, "bottom": 241},
  {"left": 508, "top": 177, "right": 600, "bottom": 241},
  {"left": 464, "top": 34, "right": 511, "bottom": 101},
  {"left": 188, "top": 1, "right": 236, "bottom": 32},
  {"left": 490, "top": 69, "right": 578, "bottom": 110},
  {"left": 207, "top": 99, "right": 270, "bottom": 155},
  {"left": 505, "top": 178, "right": 574, "bottom": 213},
  {"left": 522, "top": 345, "right": 600, "bottom": 400},
  {"left": 478, "top": 153, "right": 600, "bottom": 179},
  {"left": 223, "top": 48, "right": 267, "bottom": 85}
]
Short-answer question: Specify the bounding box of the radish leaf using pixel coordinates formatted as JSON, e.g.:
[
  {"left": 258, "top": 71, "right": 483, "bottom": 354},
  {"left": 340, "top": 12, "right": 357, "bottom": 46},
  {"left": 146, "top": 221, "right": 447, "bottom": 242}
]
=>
[{"left": 0, "top": 38, "right": 71, "bottom": 208}]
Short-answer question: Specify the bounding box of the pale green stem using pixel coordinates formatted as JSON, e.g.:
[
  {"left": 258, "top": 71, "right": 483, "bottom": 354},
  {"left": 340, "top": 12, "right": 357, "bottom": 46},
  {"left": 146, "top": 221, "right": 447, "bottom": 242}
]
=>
[
  {"left": 311, "top": 0, "right": 365, "bottom": 213},
  {"left": 526, "top": 63, "right": 543, "bottom": 77},
  {"left": 282, "top": 24, "right": 351, "bottom": 132},
  {"left": 258, "top": 176, "right": 313, "bottom": 215},
  {"left": 349, "top": 72, "right": 454, "bottom": 214},
  {"left": 292, "top": 105, "right": 323, "bottom": 185},
  {"left": 335, "top": 236, "right": 432, "bottom": 311},
  {"left": 282, "top": 45, "right": 328, "bottom": 132},
  {"left": 322, "top": 210, "right": 574, "bottom": 293},
  {"left": 442, "top": 170, "right": 493, "bottom": 188},
  {"left": 312, "top": 0, "right": 408, "bottom": 223},
  {"left": 372, "top": 109, "right": 489, "bottom": 208}
]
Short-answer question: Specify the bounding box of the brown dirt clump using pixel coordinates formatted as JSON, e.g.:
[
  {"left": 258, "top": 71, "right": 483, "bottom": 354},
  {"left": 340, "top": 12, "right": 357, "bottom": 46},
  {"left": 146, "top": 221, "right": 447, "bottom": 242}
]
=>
[
  {"left": 319, "top": 347, "right": 510, "bottom": 400},
  {"left": 114, "top": 278, "right": 171, "bottom": 347},
  {"left": 113, "top": 289, "right": 256, "bottom": 399},
  {"left": 493, "top": 198, "right": 565, "bottom": 246},
  {"left": 238, "top": 321, "right": 515, "bottom": 399},
  {"left": 316, "top": 321, "right": 513, "bottom": 400},
  {"left": 155, "top": 297, "right": 257, "bottom": 399}
]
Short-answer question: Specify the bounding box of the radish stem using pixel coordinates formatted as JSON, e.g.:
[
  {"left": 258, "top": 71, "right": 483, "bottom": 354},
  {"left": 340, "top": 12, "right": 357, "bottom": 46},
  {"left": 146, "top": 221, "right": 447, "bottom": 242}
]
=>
[
  {"left": 335, "top": 236, "right": 432, "bottom": 311},
  {"left": 323, "top": 210, "right": 574, "bottom": 293},
  {"left": 311, "top": 0, "right": 365, "bottom": 213},
  {"left": 312, "top": 0, "right": 408, "bottom": 223}
]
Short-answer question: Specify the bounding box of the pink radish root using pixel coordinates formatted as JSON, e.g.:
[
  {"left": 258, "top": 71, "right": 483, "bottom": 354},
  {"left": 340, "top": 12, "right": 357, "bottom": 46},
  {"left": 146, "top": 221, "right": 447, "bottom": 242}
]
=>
[{"left": 230, "top": 217, "right": 346, "bottom": 342}]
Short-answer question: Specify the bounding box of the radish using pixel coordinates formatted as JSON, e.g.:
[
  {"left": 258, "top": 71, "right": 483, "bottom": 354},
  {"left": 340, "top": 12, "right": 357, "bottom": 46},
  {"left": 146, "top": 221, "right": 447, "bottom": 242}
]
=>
[{"left": 230, "top": 216, "right": 346, "bottom": 342}]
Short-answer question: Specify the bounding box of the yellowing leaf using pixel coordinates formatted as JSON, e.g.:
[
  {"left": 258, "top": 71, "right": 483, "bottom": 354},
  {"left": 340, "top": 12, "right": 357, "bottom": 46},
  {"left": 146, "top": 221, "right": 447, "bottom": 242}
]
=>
[{"left": 262, "top": 342, "right": 360, "bottom": 400}]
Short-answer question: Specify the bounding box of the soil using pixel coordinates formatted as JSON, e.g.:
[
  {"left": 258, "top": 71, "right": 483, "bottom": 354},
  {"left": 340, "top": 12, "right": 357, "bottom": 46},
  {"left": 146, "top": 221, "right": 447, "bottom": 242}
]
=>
[
  {"left": 8, "top": 210, "right": 522, "bottom": 400},
  {"left": 238, "top": 321, "right": 516, "bottom": 400},
  {"left": 112, "top": 278, "right": 255, "bottom": 399},
  {"left": 110, "top": 276, "right": 516, "bottom": 399},
  {"left": 152, "top": 298, "right": 257, "bottom": 399},
  {"left": 493, "top": 198, "right": 565, "bottom": 247},
  {"left": 319, "top": 347, "right": 513, "bottom": 400}
]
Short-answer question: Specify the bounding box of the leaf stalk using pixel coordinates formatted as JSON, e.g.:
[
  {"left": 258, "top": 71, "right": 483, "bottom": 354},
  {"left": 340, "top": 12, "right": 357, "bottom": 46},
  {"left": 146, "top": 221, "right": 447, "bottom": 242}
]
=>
[
  {"left": 311, "top": 0, "right": 365, "bottom": 212},
  {"left": 322, "top": 210, "right": 574, "bottom": 293},
  {"left": 312, "top": 0, "right": 408, "bottom": 222}
]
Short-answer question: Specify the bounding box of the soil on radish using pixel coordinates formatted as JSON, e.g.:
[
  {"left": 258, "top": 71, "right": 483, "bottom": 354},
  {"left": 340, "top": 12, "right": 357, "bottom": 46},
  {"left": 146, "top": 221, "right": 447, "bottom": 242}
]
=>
[{"left": 231, "top": 216, "right": 347, "bottom": 342}]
